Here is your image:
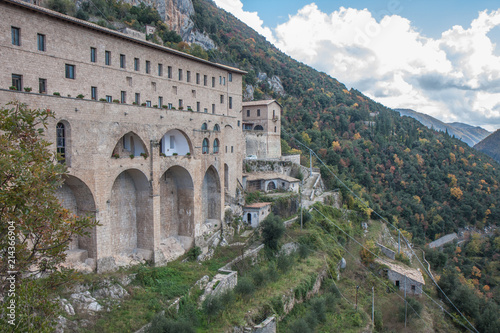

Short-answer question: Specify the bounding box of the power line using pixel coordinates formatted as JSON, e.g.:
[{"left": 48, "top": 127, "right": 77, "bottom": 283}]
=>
[{"left": 283, "top": 128, "right": 479, "bottom": 333}]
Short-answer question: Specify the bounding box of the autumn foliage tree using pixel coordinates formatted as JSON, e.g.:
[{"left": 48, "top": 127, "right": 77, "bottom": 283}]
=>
[{"left": 0, "top": 102, "right": 98, "bottom": 332}]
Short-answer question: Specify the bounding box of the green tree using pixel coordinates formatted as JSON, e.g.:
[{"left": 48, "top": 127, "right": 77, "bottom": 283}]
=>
[
  {"left": 261, "top": 213, "right": 285, "bottom": 253},
  {"left": 0, "top": 102, "right": 98, "bottom": 332}
]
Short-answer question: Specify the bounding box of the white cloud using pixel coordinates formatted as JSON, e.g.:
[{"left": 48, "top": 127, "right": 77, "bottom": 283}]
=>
[
  {"left": 213, "top": 0, "right": 276, "bottom": 43},
  {"left": 214, "top": 1, "right": 500, "bottom": 130}
]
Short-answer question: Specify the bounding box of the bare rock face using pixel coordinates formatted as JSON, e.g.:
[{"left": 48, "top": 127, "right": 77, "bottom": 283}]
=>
[{"left": 164, "top": 0, "right": 195, "bottom": 39}]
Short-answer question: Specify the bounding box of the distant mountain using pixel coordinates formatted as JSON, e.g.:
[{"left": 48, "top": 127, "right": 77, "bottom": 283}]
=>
[
  {"left": 394, "top": 108, "right": 490, "bottom": 146},
  {"left": 474, "top": 129, "right": 500, "bottom": 164}
]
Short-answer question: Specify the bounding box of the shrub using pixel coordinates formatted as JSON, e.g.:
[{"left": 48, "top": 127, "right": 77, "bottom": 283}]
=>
[
  {"left": 23, "top": 87, "right": 32, "bottom": 92},
  {"left": 235, "top": 276, "right": 255, "bottom": 296},
  {"left": 202, "top": 294, "right": 223, "bottom": 323},
  {"left": 129, "top": 154, "right": 134, "bottom": 159},
  {"left": 186, "top": 246, "right": 201, "bottom": 261},
  {"left": 399, "top": 297, "right": 422, "bottom": 322},
  {"left": 261, "top": 213, "right": 285, "bottom": 253},
  {"left": 9, "top": 86, "right": 17, "bottom": 90},
  {"left": 148, "top": 313, "right": 195, "bottom": 333},
  {"left": 251, "top": 268, "right": 266, "bottom": 287},
  {"left": 288, "top": 318, "right": 313, "bottom": 333},
  {"left": 113, "top": 99, "right": 120, "bottom": 103},
  {"left": 76, "top": 94, "right": 84, "bottom": 99},
  {"left": 277, "top": 252, "right": 294, "bottom": 273},
  {"left": 53, "top": 92, "right": 60, "bottom": 96}
]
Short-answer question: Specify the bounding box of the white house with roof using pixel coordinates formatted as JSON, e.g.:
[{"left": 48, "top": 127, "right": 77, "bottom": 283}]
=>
[
  {"left": 243, "top": 202, "right": 272, "bottom": 228},
  {"left": 242, "top": 172, "right": 300, "bottom": 193}
]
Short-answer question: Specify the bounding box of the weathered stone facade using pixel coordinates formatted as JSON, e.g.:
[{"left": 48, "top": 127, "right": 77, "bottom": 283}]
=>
[
  {"left": 0, "top": 0, "right": 245, "bottom": 271},
  {"left": 242, "top": 100, "right": 282, "bottom": 159}
]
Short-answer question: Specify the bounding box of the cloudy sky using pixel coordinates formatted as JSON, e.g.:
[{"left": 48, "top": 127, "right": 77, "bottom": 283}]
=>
[{"left": 213, "top": 0, "right": 500, "bottom": 131}]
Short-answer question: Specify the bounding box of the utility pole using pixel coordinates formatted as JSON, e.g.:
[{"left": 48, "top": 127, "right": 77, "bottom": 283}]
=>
[
  {"left": 372, "top": 286, "right": 374, "bottom": 324},
  {"left": 309, "top": 149, "right": 312, "bottom": 176},
  {"left": 398, "top": 229, "right": 401, "bottom": 255},
  {"left": 355, "top": 285, "right": 359, "bottom": 311},
  {"left": 404, "top": 275, "right": 407, "bottom": 328},
  {"left": 300, "top": 180, "right": 303, "bottom": 230}
]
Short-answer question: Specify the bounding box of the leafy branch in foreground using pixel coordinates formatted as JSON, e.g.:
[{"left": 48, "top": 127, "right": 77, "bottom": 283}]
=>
[{"left": 0, "top": 101, "right": 99, "bottom": 332}]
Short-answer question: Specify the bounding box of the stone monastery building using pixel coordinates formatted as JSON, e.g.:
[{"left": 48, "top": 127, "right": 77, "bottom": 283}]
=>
[{"left": 0, "top": 0, "right": 266, "bottom": 272}]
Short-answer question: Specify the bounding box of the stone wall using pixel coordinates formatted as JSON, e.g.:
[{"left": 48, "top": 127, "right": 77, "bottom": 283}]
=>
[
  {"left": 376, "top": 243, "right": 396, "bottom": 260},
  {"left": 387, "top": 270, "right": 423, "bottom": 295}
]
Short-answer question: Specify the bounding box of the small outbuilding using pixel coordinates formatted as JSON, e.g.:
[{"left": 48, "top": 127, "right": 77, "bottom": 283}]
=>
[
  {"left": 376, "top": 259, "right": 425, "bottom": 295},
  {"left": 242, "top": 172, "right": 300, "bottom": 193},
  {"left": 243, "top": 202, "right": 272, "bottom": 228}
]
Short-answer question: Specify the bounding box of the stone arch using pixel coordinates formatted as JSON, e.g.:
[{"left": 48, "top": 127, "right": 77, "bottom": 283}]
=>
[
  {"left": 160, "top": 166, "right": 194, "bottom": 252},
  {"left": 202, "top": 166, "right": 221, "bottom": 223},
  {"left": 56, "top": 120, "right": 71, "bottom": 166},
  {"left": 201, "top": 122, "right": 208, "bottom": 131},
  {"left": 159, "top": 129, "right": 192, "bottom": 156},
  {"left": 55, "top": 175, "right": 96, "bottom": 259},
  {"left": 254, "top": 125, "right": 264, "bottom": 131},
  {"left": 109, "top": 169, "right": 153, "bottom": 256},
  {"left": 266, "top": 181, "right": 277, "bottom": 191},
  {"left": 111, "top": 131, "right": 148, "bottom": 158}
]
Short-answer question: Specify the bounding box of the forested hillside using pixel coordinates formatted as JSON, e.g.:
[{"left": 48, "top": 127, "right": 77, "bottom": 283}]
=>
[{"left": 189, "top": 0, "right": 500, "bottom": 242}]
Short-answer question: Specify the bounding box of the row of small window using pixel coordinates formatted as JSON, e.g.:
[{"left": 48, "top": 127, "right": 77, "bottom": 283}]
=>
[
  {"left": 89, "top": 47, "right": 232, "bottom": 85},
  {"left": 11, "top": 74, "right": 47, "bottom": 93},
  {"left": 245, "top": 109, "right": 278, "bottom": 118},
  {"left": 202, "top": 138, "right": 220, "bottom": 154},
  {"left": 11, "top": 26, "right": 46, "bottom": 51},
  {"left": 10, "top": 26, "right": 233, "bottom": 86}
]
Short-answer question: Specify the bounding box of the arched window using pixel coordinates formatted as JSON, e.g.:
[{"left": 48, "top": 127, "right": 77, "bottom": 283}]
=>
[
  {"left": 213, "top": 124, "right": 220, "bottom": 132},
  {"left": 56, "top": 122, "right": 66, "bottom": 163},
  {"left": 202, "top": 138, "right": 209, "bottom": 154},
  {"left": 254, "top": 125, "right": 264, "bottom": 131},
  {"left": 201, "top": 123, "right": 208, "bottom": 131},
  {"left": 213, "top": 139, "right": 219, "bottom": 154}
]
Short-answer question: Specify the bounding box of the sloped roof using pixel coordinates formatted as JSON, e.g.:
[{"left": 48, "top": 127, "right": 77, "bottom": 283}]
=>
[
  {"left": 242, "top": 100, "right": 282, "bottom": 108},
  {"left": 243, "top": 172, "right": 300, "bottom": 183},
  {"left": 376, "top": 258, "right": 425, "bottom": 285},
  {"left": 244, "top": 202, "right": 272, "bottom": 209}
]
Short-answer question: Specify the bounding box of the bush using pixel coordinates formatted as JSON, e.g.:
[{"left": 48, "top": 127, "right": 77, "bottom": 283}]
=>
[
  {"left": 288, "top": 318, "right": 313, "bottom": 333},
  {"left": 148, "top": 313, "right": 195, "bottom": 333},
  {"left": 310, "top": 297, "right": 326, "bottom": 323},
  {"left": 399, "top": 297, "right": 422, "bottom": 322},
  {"left": 235, "top": 276, "right": 255, "bottom": 296},
  {"left": 202, "top": 294, "right": 223, "bottom": 323},
  {"left": 261, "top": 213, "right": 285, "bottom": 253},
  {"left": 186, "top": 246, "right": 201, "bottom": 261},
  {"left": 251, "top": 268, "right": 267, "bottom": 287},
  {"left": 277, "top": 252, "right": 294, "bottom": 273}
]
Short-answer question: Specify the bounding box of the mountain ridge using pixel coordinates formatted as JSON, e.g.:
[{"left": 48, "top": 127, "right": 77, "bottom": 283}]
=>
[{"left": 395, "top": 108, "right": 490, "bottom": 147}]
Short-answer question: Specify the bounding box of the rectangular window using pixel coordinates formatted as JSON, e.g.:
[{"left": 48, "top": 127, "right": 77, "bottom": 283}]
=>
[
  {"left": 11, "top": 27, "right": 20, "bottom": 46},
  {"left": 121, "top": 91, "right": 126, "bottom": 103},
  {"left": 37, "top": 33, "right": 45, "bottom": 51},
  {"left": 146, "top": 100, "right": 151, "bottom": 107},
  {"left": 167, "top": 66, "right": 172, "bottom": 78},
  {"left": 257, "top": 109, "right": 261, "bottom": 116},
  {"left": 212, "top": 104, "right": 215, "bottom": 114},
  {"left": 212, "top": 77, "right": 215, "bottom": 87},
  {"left": 237, "top": 120, "right": 240, "bottom": 127},
  {"left": 223, "top": 77, "right": 226, "bottom": 85},
  {"left": 169, "top": 135, "right": 175, "bottom": 149},
  {"left": 39, "top": 78, "right": 47, "bottom": 94},
  {"left": 105, "top": 51, "right": 111, "bottom": 66},
  {"left": 168, "top": 103, "right": 173, "bottom": 109},
  {"left": 231, "top": 146, "right": 234, "bottom": 153},
  {"left": 134, "top": 58, "right": 139, "bottom": 71},
  {"left": 219, "top": 76, "right": 222, "bottom": 85},
  {"left": 158, "top": 96, "right": 163, "bottom": 108},
  {"left": 135, "top": 93, "right": 140, "bottom": 104},
  {"left": 11, "top": 74, "right": 22, "bottom": 91},
  {"left": 229, "top": 73, "right": 232, "bottom": 82},
  {"left": 91, "top": 86, "right": 97, "bottom": 100},
  {"left": 158, "top": 63, "right": 163, "bottom": 76},
  {"left": 120, "top": 54, "right": 126, "bottom": 68},
  {"left": 196, "top": 101, "right": 200, "bottom": 112},
  {"left": 220, "top": 95, "right": 224, "bottom": 104},
  {"left": 229, "top": 96, "right": 233, "bottom": 109},
  {"left": 90, "top": 47, "right": 96, "bottom": 62},
  {"left": 178, "top": 99, "right": 183, "bottom": 108},
  {"left": 106, "top": 95, "right": 112, "bottom": 103},
  {"left": 178, "top": 69, "right": 183, "bottom": 81},
  {"left": 196, "top": 73, "right": 200, "bottom": 84},
  {"left": 204, "top": 108, "right": 208, "bottom": 113},
  {"left": 145, "top": 60, "right": 150, "bottom": 74},
  {"left": 204, "top": 75, "right": 207, "bottom": 86},
  {"left": 186, "top": 70, "right": 191, "bottom": 82},
  {"left": 247, "top": 110, "right": 250, "bottom": 117},
  {"left": 65, "top": 64, "right": 75, "bottom": 79}
]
